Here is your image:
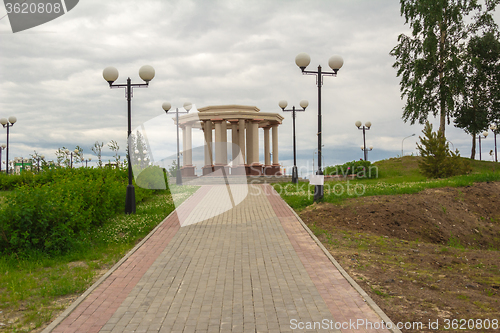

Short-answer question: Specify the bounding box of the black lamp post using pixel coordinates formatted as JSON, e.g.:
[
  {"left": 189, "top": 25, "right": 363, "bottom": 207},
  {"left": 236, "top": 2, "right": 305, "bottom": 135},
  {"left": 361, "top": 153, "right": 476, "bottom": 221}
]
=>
[
  {"left": 84, "top": 158, "right": 92, "bottom": 168},
  {"left": 279, "top": 100, "right": 308, "bottom": 184},
  {"left": 103, "top": 65, "right": 156, "bottom": 214},
  {"left": 65, "top": 148, "right": 79, "bottom": 168},
  {"left": 355, "top": 121, "right": 372, "bottom": 161},
  {"left": 0, "top": 116, "right": 17, "bottom": 175},
  {"left": 491, "top": 124, "right": 498, "bottom": 162},
  {"left": 0, "top": 144, "right": 5, "bottom": 173},
  {"left": 478, "top": 131, "right": 488, "bottom": 161},
  {"left": 295, "top": 53, "right": 343, "bottom": 202},
  {"left": 37, "top": 155, "right": 45, "bottom": 172},
  {"left": 162, "top": 102, "right": 192, "bottom": 185}
]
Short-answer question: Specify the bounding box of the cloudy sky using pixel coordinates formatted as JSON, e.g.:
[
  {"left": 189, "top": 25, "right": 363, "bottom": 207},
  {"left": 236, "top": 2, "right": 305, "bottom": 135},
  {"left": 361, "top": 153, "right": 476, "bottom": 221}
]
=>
[{"left": 1, "top": 0, "right": 499, "bottom": 174}]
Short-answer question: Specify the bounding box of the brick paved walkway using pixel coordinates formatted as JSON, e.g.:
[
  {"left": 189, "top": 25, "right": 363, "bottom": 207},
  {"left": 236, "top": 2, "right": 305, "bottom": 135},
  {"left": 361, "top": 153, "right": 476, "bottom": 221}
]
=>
[{"left": 44, "top": 184, "right": 398, "bottom": 333}]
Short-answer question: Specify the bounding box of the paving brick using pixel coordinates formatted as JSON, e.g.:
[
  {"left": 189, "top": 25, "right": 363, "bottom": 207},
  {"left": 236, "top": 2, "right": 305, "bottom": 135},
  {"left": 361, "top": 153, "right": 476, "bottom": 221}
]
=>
[{"left": 46, "top": 184, "right": 395, "bottom": 333}]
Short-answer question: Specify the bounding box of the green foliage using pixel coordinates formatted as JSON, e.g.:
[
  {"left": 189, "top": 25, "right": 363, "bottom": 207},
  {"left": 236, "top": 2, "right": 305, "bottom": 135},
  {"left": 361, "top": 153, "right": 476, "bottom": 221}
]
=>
[
  {"left": 0, "top": 168, "right": 164, "bottom": 255},
  {"left": 416, "top": 122, "right": 471, "bottom": 178},
  {"left": 0, "top": 170, "right": 37, "bottom": 190},
  {"left": 454, "top": 31, "right": 500, "bottom": 158},
  {"left": 91, "top": 141, "right": 104, "bottom": 167},
  {"left": 108, "top": 139, "right": 121, "bottom": 166},
  {"left": 54, "top": 147, "right": 68, "bottom": 167},
  {"left": 129, "top": 131, "right": 151, "bottom": 171},
  {"left": 390, "top": 0, "right": 499, "bottom": 134},
  {"left": 325, "top": 160, "right": 377, "bottom": 179},
  {"left": 135, "top": 166, "right": 168, "bottom": 190},
  {"left": 167, "top": 159, "right": 179, "bottom": 178}
]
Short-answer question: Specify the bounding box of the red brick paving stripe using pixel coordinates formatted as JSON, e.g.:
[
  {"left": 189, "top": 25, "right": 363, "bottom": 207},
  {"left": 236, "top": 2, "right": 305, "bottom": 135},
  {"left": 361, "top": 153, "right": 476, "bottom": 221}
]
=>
[
  {"left": 50, "top": 186, "right": 212, "bottom": 333},
  {"left": 263, "top": 184, "right": 391, "bottom": 333}
]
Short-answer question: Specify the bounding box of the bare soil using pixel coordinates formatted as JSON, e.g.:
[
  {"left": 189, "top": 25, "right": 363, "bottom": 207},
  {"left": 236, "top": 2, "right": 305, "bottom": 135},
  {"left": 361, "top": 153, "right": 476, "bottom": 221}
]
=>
[{"left": 300, "top": 181, "right": 500, "bottom": 332}]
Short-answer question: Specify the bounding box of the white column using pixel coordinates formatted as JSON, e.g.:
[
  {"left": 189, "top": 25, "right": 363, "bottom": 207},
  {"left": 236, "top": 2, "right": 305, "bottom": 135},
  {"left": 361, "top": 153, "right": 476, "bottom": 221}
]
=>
[
  {"left": 221, "top": 121, "right": 227, "bottom": 165},
  {"left": 238, "top": 119, "right": 246, "bottom": 165},
  {"left": 182, "top": 125, "right": 187, "bottom": 167},
  {"left": 272, "top": 124, "right": 279, "bottom": 165},
  {"left": 246, "top": 120, "right": 253, "bottom": 164},
  {"left": 252, "top": 120, "right": 259, "bottom": 165},
  {"left": 214, "top": 120, "right": 222, "bottom": 165},
  {"left": 203, "top": 120, "right": 213, "bottom": 166},
  {"left": 264, "top": 127, "right": 270, "bottom": 166},
  {"left": 231, "top": 121, "right": 239, "bottom": 164},
  {"left": 185, "top": 123, "right": 192, "bottom": 165}
]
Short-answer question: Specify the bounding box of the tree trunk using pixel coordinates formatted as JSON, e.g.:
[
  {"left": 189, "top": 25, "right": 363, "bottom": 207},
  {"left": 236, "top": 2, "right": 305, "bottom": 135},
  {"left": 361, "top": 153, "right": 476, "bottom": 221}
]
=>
[
  {"left": 471, "top": 133, "right": 476, "bottom": 159},
  {"left": 439, "top": 18, "right": 447, "bottom": 136}
]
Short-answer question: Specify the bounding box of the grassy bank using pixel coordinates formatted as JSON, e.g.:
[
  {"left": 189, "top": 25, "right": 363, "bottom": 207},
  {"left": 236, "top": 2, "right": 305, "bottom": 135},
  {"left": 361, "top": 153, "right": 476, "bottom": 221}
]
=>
[{"left": 274, "top": 156, "right": 500, "bottom": 210}]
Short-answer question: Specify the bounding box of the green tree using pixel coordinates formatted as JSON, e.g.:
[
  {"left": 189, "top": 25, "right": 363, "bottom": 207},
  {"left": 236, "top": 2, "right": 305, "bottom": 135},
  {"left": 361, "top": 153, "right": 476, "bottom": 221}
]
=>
[
  {"left": 74, "top": 145, "right": 84, "bottom": 165},
  {"left": 131, "top": 131, "right": 150, "bottom": 170},
  {"left": 167, "top": 159, "right": 178, "bottom": 178},
  {"left": 454, "top": 31, "right": 500, "bottom": 159},
  {"left": 108, "top": 140, "right": 121, "bottom": 166},
  {"left": 55, "top": 147, "right": 69, "bottom": 167},
  {"left": 91, "top": 141, "right": 104, "bottom": 167},
  {"left": 390, "top": 0, "right": 499, "bottom": 136},
  {"left": 29, "top": 150, "right": 45, "bottom": 172},
  {"left": 417, "top": 122, "right": 470, "bottom": 178}
]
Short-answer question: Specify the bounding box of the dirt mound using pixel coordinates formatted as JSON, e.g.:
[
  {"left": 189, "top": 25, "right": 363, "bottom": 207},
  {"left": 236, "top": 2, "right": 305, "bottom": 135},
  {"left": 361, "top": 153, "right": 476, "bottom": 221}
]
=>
[
  {"left": 301, "top": 181, "right": 500, "bottom": 250},
  {"left": 299, "top": 181, "right": 500, "bottom": 332}
]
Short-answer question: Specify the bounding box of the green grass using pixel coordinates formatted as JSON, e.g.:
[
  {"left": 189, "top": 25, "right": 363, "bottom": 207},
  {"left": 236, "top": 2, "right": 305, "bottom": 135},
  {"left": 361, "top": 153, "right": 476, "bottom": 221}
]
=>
[
  {"left": 274, "top": 156, "right": 500, "bottom": 210},
  {"left": 0, "top": 186, "right": 198, "bottom": 332}
]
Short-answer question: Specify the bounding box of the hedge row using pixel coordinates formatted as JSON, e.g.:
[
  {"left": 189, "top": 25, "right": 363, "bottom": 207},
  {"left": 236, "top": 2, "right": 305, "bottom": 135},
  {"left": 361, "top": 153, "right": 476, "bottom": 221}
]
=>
[{"left": 0, "top": 167, "right": 168, "bottom": 255}]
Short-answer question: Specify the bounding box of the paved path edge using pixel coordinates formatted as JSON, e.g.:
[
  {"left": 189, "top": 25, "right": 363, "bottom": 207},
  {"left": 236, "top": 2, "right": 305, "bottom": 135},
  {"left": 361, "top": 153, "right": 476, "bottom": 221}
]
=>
[
  {"left": 277, "top": 195, "right": 402, "bottom": 333},
  {"left": 41, "top": 189, "right": 200, "bottom": 333}
]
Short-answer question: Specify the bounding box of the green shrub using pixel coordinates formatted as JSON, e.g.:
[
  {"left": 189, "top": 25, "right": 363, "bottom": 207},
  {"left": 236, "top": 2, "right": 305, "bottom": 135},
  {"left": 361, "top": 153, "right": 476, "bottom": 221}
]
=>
[
  {"left": 417, "top": 122, "right": 471, "bottom": 178},
  {"left": 0, "top": 168, "right": 165, "bottom": 255},
  {"left": 324, "top": 160, "right": 377, "bottom": 179},
  {"left": 135, "top": 166, "right": 168, "bottom": 190}
]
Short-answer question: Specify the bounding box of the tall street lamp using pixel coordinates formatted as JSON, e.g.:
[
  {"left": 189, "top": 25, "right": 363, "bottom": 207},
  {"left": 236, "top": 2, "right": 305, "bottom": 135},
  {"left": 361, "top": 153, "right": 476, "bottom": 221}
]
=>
[
  {"left": 0, "top": 116, "right": 17, "bottom": 175},
  {"left": 355, "top": 121, "right": 372, "bottom": 161},
  {"left": 295, "top": 53, "right": 343, "bottom": 201},
  {"left": 0, "top": 144, "right": 5, "bottom": 173},
  {"left": 360, "top": 144, "right": 374, "bottom": 160},
  {"left": 491, "top": 124, "right": 498, "bottom": 162},
  {"left": 279, "top": 100, "right": 308, "bottom": 184},
  {"left": 162, "top": 102, "right": 192, "bottom": 185},
  {"left": 478, "top": 131, "right": 488, "bottom": 161},
  {"left": 312, "top": 145, "right": 324, "bottom": 175},
  {"left": 135, "top": 149, "right": 149, "bottom": 169},
  {"left": 103, "top": 65, "right": 155, "bottom": 214},
  {"left": 313, "top": 150, "right": 316, "bottom": 173},
  {"left": 401, "top": 133, "right": 415, "bottom": 158},
  {"left": 84, "top": 157, "right": 92, "bottom": 168}
]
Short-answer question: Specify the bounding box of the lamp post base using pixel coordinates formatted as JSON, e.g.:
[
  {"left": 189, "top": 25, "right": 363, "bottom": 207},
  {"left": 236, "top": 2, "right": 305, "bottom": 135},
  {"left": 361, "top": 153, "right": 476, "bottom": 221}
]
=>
[
  {"left": 176, "top": 169, "right": 182, "bottom": 185},
  {"left": 125, "top": 184, "right": 136, "bottom": 214},
  {"left": 313, "top": 170, "right": 324, "bottom": 202},
  {"left": 291, "top": 166, "right": 298, "bottom": 184}
]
